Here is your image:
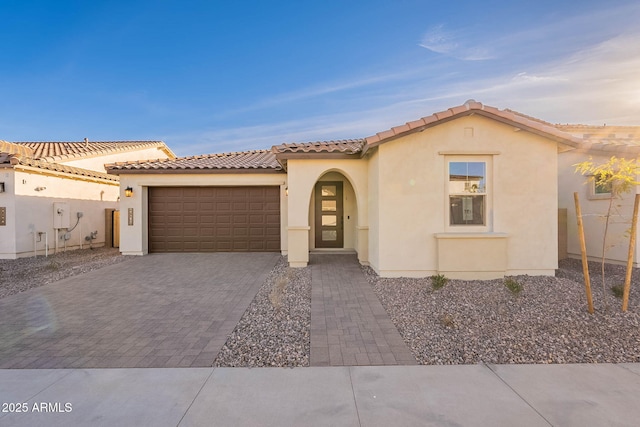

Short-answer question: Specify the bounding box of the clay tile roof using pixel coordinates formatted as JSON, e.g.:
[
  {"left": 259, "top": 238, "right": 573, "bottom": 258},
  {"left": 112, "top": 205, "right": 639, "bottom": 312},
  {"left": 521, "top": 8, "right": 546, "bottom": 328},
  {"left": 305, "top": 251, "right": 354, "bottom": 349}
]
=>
[
  {"left": 553, "top": 124, "right": 640, "bottom": 152},
  {"left": 271, "top": 139, "right": 365, "bottom": 154},
  {"left": 364, "top": 99, "right": 585, "bottom": 149},
  {"left": 13, "top": 140, "right": 175, "bottom": 161},
  {"left": 6, "top": 156, "right": 118, "bottom": 182},
  {"left": 106, "top": 150, "right": 282, "bottom": 173},
  {"left": 0, "top": 140, "right": 35, "bottom": 159}
]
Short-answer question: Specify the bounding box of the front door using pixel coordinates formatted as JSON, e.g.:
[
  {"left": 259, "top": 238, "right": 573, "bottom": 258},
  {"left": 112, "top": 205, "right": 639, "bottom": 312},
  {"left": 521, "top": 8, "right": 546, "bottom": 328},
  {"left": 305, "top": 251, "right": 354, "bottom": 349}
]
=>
[{"left": 314, "top": 181, "right": 343, "bottom": 248}]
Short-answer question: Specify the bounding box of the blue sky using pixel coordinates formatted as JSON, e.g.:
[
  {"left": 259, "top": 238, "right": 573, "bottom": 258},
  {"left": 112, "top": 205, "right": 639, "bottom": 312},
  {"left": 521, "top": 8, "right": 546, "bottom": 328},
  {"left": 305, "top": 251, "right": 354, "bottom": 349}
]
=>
[{"left": 1, "top": 1, "right": 639, "bottom": 156}]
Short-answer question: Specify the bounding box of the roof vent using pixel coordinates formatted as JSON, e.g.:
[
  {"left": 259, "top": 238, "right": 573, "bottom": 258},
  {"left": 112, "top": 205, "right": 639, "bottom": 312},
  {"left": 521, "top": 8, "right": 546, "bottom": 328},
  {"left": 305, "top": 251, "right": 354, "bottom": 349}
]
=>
[{"left": 84, "top": 137, "right": 89, "bottom": 148}]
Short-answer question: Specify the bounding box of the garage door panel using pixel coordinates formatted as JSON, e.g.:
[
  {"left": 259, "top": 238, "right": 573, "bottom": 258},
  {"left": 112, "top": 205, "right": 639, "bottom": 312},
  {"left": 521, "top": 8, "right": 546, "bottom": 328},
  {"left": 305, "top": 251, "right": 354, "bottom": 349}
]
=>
[
  {"left": 217, "top": 240, "right": 232, "bottom": 251},
  {"left": 216, "top": 202, "right": 231, "bottom": 211},
  {"left": 233, "top": 215, "right": 248, "bottom": 225},
  {"left": 149, "top": 186, "right": 280, "bottom": 252},
  {"left": 266, "top": 227, "right": 280, "bottom": 236},
  {"left": 266, "top": 214, "right": 280, "bottom": 224},
  {"left": 183, "top": 216, "right": 197, "bottom": 224},
  {"left": 233, "top": 228, "right": 248, "bottom": 237},
  {"left": 233, "top": 241, "right": 249, "bottom": 251},
  {"left": 182, "top": 188, "right": 199, "bottom": 197},
  {"left": 216, "top": 215, "right": 231, "bottom": 224},
  {"left": 200, "top": 227, "right": 214, "bottom": 236}
]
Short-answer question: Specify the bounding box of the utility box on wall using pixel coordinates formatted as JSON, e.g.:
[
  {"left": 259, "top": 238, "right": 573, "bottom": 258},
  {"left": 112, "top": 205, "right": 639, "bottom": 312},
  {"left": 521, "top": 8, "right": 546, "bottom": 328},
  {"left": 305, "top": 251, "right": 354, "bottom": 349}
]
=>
[{"left": 53, "top": 202, "right": 70, "bottom": 228}]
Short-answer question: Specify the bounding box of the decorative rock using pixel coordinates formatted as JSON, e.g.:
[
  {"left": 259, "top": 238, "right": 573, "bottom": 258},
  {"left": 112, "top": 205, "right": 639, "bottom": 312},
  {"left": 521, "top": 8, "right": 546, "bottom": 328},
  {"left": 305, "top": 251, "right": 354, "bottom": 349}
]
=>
[{"left": 361, "top": 259, "right": 640, "bottom": 364}]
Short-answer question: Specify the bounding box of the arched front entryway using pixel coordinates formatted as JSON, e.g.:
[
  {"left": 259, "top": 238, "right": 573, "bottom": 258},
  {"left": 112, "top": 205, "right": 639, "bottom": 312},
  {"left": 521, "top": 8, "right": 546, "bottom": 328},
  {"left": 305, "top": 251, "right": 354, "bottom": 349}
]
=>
[
  {"left": 285, "top": 159, "right": 368, "bottom": 268},
  {"left": 308, "top": 171, "right": 358, "bottom": 252}
]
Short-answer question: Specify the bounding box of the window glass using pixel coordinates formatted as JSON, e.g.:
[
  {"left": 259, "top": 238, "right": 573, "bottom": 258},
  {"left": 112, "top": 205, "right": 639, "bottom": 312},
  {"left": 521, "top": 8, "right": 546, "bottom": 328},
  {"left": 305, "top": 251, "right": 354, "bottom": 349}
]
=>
[
  {"left": 322, "top": 230, "right": 337, "bottom": 241},
  {"left": 449, "top": 162, "right": 486, "bottom": 225},
  {"left": 594, "top": 180, "right": 612, "bottom": 194},
  {"left": 321, "top": 186, "right": 336, "bottom": 196},
  {"left": 322, "top": 215, "right": 337, "bottom": 226},
  {"left": 449, "top": 162, "right": 486, "bottom": 194},
  {"left": 322, "top": 200, "right": 337, "bottom": 211}
]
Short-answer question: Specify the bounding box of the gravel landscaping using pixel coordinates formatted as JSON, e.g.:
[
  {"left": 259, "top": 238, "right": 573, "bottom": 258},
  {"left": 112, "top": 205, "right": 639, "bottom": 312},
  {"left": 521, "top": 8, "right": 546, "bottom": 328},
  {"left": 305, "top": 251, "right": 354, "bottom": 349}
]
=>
[
  {"left": 0, "top": 247, "right": 127, "bottom": 299},
  {"left": 214, "top": 256, "right": 312, "bottom": 367},
  {"left": 363, "top": 259, "right": 640, "bottom": 365}
]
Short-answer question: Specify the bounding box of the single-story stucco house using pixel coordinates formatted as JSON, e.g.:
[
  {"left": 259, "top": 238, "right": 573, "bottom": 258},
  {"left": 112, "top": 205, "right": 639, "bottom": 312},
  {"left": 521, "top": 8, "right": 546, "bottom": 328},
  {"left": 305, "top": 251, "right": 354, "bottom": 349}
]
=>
[
  {"left": 0, "top": 140, "right": 175, "bottom": 258},
  {"left": 558, "top": 125, "right": 640, "bottom": 267},
  {"left": 106, "top": 100, "right": 595, "bottom": 279}
]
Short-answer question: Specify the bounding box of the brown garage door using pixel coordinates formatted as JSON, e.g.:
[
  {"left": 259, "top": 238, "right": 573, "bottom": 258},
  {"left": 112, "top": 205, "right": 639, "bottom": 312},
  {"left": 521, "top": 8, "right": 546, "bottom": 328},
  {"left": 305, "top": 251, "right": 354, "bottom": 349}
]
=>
[{"left": 148, "top": 186, "right": 280, "bottom": 252}]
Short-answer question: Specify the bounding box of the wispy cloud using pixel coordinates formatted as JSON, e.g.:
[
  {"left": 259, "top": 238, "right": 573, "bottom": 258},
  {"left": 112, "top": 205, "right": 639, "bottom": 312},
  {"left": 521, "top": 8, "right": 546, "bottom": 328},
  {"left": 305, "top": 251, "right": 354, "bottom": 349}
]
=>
[
  {"left": 419, "top": 24, "right": 493, "bottom": 61},
  {"left": 212, "top": 66, "right": 442, "bottom": 120}
]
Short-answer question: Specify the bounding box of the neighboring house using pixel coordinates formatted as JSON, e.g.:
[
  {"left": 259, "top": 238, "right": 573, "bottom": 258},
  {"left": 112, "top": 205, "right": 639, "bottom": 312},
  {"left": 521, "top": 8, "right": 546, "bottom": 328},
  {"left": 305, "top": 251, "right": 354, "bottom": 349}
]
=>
[
  {"left": 0, "top": 140, "right": 175, "bottom": 259},
  {"left": 108, "top": 100, "right": 590, "bottom": 279},
  {"left": 557, "top": 125, "right": 640, "bottom": 266}
]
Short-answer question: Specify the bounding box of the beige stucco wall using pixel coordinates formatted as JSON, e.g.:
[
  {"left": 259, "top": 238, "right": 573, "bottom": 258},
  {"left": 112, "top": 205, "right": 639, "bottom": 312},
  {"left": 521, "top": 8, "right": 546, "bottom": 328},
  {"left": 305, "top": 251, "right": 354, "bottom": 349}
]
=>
[
  {"left": 117, "top": 172, "right": 288, "bottom": 256},
  {"left": 0, "top": 168, "right": 119, "bottom": 258},
  {"left": 558, "top": 150, "right": 639, "bottom": 266},
  {"left": 61, "top": 147, "right": 172, "bottom": 173},
  {"left": 285, "top": 159, "right": 369, "bottom": 267},
  {"left": 367, "top": 151, "right": 380, "bottom": 270},
  {"left": 372, "top": 115, "right": 559, "bottom": 278}
]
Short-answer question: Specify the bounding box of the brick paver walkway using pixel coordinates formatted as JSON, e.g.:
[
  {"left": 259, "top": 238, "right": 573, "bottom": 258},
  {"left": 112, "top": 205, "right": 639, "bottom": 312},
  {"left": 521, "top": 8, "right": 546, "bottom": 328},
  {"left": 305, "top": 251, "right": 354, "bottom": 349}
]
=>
[
  {"left": 309, "top": 254, "right": 417, "bottom": 366},
  {"left": 0, "top": 253, "right": 280, "bottom": 369}
]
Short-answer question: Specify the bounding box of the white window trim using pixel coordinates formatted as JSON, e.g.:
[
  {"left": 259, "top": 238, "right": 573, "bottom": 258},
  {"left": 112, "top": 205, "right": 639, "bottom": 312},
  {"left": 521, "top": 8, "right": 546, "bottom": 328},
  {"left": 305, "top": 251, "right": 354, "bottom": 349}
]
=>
[
  {"left": 587, "top": 177, "right": 612, "bottom": 200},
  {"left": 444, "top": 155, "right": 493, "bottom": 232}
]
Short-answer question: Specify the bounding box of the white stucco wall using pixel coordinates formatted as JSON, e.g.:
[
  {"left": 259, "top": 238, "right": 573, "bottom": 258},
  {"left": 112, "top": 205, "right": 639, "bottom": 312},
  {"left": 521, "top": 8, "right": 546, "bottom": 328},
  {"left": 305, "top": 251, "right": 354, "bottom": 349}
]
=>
[
  {"left": 117, "top": 173, "right": 288, "bottom": 256},
  {"left": 0, "top": 170, "right": 17, "bottom": 256},
  {"left": 1, "top": 168, "right": 119, "bottom": 258},
  {"left": 558, "top": 150, "right": 639, "bottom": 266},
  {"left": 60, "top": 146, "right": 172, "bottom": 172}
]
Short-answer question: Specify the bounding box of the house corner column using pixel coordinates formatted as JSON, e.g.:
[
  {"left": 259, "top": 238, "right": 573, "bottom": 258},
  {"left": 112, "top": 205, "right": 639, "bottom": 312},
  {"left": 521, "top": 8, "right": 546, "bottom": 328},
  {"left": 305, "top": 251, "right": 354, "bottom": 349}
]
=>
[
  {"left": 357, "top": 226, "right": 369, "bottom": 265},
  {"left": 288, "top": 226, "right": 310, "bottom": 267}
]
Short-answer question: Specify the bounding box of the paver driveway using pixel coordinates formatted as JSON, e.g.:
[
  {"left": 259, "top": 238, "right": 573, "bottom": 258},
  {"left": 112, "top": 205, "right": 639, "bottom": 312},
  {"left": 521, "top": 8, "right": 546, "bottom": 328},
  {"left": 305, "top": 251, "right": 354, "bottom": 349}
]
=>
[{"left": 0, "top": 253, "right": 280, "bottom": 369}]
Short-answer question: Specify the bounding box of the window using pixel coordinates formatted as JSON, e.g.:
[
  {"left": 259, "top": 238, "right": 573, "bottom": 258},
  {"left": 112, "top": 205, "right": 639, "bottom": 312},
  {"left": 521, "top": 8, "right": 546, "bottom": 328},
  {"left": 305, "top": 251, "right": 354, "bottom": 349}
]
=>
[
  {"left": 449, "top": 161, "right": 486, "bottom": 226},
  {"left": 588, "top": 174, "right": 612, "bottom": 199},
  {"left": 594, "top": 181, "right": 612, "bottom": 194}
]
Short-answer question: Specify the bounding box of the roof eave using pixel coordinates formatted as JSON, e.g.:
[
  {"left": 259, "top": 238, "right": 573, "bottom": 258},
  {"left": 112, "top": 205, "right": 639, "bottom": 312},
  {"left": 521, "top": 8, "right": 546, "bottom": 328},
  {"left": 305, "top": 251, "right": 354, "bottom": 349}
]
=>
[
  {"left": 362, "top": 109, "right": 584, "bottom": 153},
  {"left": 107, "top": 167, "right": 285, "bottom": 175}
]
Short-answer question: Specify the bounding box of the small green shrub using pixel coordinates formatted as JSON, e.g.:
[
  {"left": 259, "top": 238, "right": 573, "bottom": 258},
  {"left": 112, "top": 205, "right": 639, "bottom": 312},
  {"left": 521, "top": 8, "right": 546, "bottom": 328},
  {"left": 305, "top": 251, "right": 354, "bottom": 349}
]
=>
[
  {"left": 504, "top": 277, "right": 523, "bottom": 295},
  {"left": 431, "top": 274, "right": 448, "bottom": 290},
  {"left": 611, "top": 285, "right": 624, "bottom": 299}
]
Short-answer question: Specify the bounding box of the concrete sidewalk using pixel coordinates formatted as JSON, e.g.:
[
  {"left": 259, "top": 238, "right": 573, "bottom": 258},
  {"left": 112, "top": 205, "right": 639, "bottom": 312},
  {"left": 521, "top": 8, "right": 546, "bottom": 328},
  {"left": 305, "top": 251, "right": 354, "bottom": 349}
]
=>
[{"left": 1, "top": 363, "right": 639, "bottom": 426}]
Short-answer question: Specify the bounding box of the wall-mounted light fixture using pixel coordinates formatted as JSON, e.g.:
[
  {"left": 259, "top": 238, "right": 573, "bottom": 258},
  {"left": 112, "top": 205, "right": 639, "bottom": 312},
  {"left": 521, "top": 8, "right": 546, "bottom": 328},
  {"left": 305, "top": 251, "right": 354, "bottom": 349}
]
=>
[
  {"left": 285, "top": 186, "right": 288, "bottom": 196},
  {"left": 125, "top": 186, "right": 133, "bottom": 197},
  {"left": 0, "top": 182, "right": 4, "bottom": 193}
]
